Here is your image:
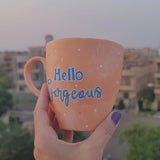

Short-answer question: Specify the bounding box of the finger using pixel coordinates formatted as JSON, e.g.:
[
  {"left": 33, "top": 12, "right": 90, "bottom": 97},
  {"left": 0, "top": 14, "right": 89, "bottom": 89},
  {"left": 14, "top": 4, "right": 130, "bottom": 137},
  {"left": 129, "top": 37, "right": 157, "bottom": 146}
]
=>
[
  {"left": 53, "top": 116, "right": 60, "bottom": 134},
  {"left": 48, "top": 104, "right": 60, "bottom": 134},
  {"left": 62, "top": 130, "right": 74, "bottom": 143},
  {"left": 33, "top": 149, "right": 39, "bottom": 160},
  {"left": 48, "top": 105, "right": 56, "bottom": 128},
  {"left": 48, "top": 105, "right": 55, "bottom": 124},
  {"left": 34, "top": 83, "right": 57, "bottom": 137},
  {"left": 86, "top": 111, "right": 121, "bottom": 149}
]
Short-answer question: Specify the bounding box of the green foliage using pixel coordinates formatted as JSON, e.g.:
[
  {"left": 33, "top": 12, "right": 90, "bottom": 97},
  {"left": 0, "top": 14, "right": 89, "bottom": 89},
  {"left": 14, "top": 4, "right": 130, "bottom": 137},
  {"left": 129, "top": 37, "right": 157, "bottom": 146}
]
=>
[
  {"left": 138, "top": 87, "right": 155, "bottom": 111},
  {"left": 117, "top": 99, "right": 125, "bottom": 110},
  {"left": 120, "top": 121, "right": 152, "bottom": 144},
  {"left": 138, "top": 87, "right": 155, "bottom": 102},
  {"left": 73, "top": 131, "right": 86, "bottom": 142},
  {"left": 0, "top": 120, "right": 34, "bottom": 160},
  {"left": 120, "top": 121, "right": 160, "bottom": 160},
  {"left": 138, "top": 99, "right": 143, "bottom": 111},
  {"left": 0, "top": 84, "right": 13, "bottom": 116},
  {"left": 158, "top": 100, "right": 160, "bottom": 111},
  {"left": 0, "top": 69, "right": 14, "bottom": 89},
  {"left": 58, "top": 130, "right": 86, "bottom": 142},
  {"left": 9, "top": 116, "right": 22, "bottom": 125}
]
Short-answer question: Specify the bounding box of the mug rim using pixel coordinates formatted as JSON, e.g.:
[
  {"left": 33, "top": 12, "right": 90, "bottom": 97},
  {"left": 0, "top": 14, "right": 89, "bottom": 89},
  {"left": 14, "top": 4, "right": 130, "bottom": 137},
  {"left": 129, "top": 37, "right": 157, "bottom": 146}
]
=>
[{"left": 46, "top": 37, "right": 124, "bottom": 51}]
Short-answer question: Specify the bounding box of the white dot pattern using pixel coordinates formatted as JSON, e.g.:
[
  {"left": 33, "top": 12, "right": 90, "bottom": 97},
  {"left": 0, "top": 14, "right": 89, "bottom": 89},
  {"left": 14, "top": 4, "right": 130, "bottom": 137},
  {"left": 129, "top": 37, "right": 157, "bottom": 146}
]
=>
[{"left": 85, "top": 125, "right": 88, "bottom": 128}]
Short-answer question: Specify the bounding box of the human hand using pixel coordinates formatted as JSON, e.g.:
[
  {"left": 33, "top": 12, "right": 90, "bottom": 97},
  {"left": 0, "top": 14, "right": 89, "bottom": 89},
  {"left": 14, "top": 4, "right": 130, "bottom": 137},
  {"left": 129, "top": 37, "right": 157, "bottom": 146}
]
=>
[{"left": 33, "top": 83, "right": 121, "bottom": 160}]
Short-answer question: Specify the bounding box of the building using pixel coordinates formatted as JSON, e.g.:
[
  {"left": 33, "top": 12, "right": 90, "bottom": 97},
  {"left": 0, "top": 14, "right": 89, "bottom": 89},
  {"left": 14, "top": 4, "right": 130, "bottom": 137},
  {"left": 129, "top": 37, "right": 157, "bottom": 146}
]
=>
[
  {"left": 0, "top": 49, "right": 45, "bottom": 128},
  {"left": 0, "top": 35, "right": 54, "bottom": 129},
  {"left": 27, "top": 46, "right": 45, "bottom": 91},
  {"left": 0, "top": 49, "right": 45, "bottom": 93},
  {"left": 117, "top": 48, "right": 157, "bottom": 110},
  {"left": 153, "top": 49, "right": 160, "bottom": 110},
  {"left": 0, "top": 34, "right": 54, "bottom": 94},
  {"left": 16, "top": 51, "right": 29, "bottom": 92}
]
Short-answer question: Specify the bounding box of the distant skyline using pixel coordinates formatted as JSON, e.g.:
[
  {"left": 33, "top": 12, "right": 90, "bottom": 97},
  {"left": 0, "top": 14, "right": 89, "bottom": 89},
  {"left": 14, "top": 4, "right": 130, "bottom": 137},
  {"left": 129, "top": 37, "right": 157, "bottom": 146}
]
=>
[{"left": 0, "top": 0, "right": 160, "bottom": 51}]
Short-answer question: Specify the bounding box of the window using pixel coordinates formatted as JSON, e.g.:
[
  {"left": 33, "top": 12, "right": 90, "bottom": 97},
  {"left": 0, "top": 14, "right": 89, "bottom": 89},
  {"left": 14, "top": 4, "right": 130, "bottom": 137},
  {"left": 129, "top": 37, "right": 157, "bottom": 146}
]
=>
[
  {"left": 34, "top": 64, "right": 39, "bottom": 69},
  {"left": 158, "top": 63, "right": 160, "bottom": 73},
  {"left": 37, "top": 85, "right": 41, "bottom": 90},
  {"left": 18, "top": 62, "right": 25, "bottom": 69},
  {"left": 157, "top": 78, "right": 160, "bottom": 85},
  {"left": 32, "top": 73, "right": 40, "bottom": 81},
  {"left": 121, "top": 77, "right": 131, "bottom": 86},
  {"left": 123, "top": 92, "right": 129, "bottom": 99},
  {"left": 19, "top": 74, "right": 24, "bottom": 80},
  {"left": 19, "top": 85, "right": 26, "bottom": 91},
  {"left": 4, "top": 57, "right": 12, "bottom": 61}
]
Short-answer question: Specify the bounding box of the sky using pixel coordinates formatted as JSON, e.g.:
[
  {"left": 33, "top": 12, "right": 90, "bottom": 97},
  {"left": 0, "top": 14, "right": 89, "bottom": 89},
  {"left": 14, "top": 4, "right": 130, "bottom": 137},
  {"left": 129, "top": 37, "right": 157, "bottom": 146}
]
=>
[{"left": 0, "top": 0, "right": 160, "bottom": 51}]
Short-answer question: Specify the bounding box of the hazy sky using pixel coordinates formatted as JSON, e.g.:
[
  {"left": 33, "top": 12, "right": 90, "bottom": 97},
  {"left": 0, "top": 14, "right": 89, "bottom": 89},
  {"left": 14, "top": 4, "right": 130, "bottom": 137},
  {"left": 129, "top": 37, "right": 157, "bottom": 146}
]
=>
[{"left": 0, "top": 0, "right": 160, "bottom": 51}]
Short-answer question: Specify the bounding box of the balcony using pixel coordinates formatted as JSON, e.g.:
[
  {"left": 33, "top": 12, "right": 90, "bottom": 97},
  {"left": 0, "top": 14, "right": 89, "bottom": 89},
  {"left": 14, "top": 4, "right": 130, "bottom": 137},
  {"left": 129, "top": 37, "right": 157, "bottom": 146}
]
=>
[
  {"left": 122, "top": 70, "right": 134, "bottom": 77},
  {"left": 154, "top": 73, "right": 160, "bottom": 78},
  {"left": 154, "top": 88, "right": 160, "bottom": 94},
  {"left": 4, "top": 58, "right": 12, "bottom": 62},
  {"left": 17, "top": 69, "right": 24, "bottom": 74},
  {"left": 154, "top": 57, "right": 160, "bottom": 63},
  {"left": 119, "top": 85, "right": 134, "bottom": 91},
  {"left": 154, "top": 84, "right": 160, "bottom": 94},
  {"left": 17, "top": 55, "right": 29, "bottom": 62},
  {"left": 17, "top": 80, "right": 26, "bottom": 85},
  {"left": 4, "top": 64, "right": 13, "bottom": 71}
]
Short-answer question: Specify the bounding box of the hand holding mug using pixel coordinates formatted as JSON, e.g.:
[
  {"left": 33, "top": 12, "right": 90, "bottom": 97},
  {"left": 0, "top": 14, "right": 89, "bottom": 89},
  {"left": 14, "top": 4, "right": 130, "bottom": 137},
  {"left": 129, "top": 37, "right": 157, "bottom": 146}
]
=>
[{"left": 33, "top": 83, "right": 122, "bottom": 160}]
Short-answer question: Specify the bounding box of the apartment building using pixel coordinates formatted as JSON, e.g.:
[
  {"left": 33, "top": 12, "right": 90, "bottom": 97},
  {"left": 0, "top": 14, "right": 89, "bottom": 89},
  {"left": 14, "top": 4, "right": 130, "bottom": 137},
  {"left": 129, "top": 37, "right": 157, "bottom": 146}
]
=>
[
  {"left": 153, "top": 49, "right": 160, "bottom": 110},
  {"left": 0, "top": 51, "right": 18, "bottom": 93},
  {"left": 27, "top": 46, "right": 45, "bottom": 91},
  {"left": 117, "top": 48, "right": 156, "bottom": 109},
  {"left": 0, "top": 47, "right": 45, "bottom": 93}
]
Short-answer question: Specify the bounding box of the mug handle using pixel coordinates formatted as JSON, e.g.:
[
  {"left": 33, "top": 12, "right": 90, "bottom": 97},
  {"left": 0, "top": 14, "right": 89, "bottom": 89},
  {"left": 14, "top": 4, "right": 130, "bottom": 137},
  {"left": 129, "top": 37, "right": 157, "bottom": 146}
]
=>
[{"left": 24, "top": 56, "right": 46, "bottom": 97}]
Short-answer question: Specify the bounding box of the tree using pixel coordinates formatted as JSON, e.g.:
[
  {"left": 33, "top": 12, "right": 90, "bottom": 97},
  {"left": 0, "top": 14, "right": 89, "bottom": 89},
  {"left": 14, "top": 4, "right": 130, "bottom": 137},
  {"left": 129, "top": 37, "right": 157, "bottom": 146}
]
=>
[
  {"left": 138, "top": 87, "right": 155, "bottom": 111},
  {"left": 0, "top": 84, "right": 13, "bottom": 116},
  {"left": 158, "top": 100, "right": 160, "bottom": 111},
  {"left": 0, "top": 120, "right": 34, "bottom": 160},
  {"left": 117, "top": 99, "right": 125, "bottom": 110},
  {"left": 0, "top": 68, "right": 13, "bottom": 115},
  {"left": 0, "top": 68, "right": 14, "bottom": 89},
  {"left": 120, "top": 121, "right": 160, "bottom": 160}
]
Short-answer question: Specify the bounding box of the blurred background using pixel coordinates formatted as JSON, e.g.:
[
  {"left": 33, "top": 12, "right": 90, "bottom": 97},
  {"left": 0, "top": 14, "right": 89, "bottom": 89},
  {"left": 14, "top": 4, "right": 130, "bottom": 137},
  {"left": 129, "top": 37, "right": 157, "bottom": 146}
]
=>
[{"left": 0, "top": 0, "right": 160, "bottom": 160}]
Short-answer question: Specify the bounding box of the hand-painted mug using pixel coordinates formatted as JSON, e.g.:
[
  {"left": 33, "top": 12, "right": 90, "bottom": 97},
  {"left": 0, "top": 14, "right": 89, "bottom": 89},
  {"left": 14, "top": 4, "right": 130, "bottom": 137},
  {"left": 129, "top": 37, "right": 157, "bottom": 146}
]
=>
[{"left": 24, "top": 38, "right": 124, "bottom": 131}]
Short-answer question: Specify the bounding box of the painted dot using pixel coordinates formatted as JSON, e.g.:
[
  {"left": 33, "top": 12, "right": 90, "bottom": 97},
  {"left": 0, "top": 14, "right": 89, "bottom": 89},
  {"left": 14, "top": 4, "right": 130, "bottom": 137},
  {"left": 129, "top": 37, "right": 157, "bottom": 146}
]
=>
[
  {"left": 116, "top": 81, "right": 119, "bottom": 84},
  {"left": 94, "top": 109, "right": 97, "bottom": 113},
  {"left": 100, "top": 64, "right": 103, "bottom": 68},
  {"left": 55, "top": 49, "right": 57, "bottom": 53},
  {"left": 61, "top": 58, "right": 64, "bottom": 62},
  {"left": 77, "top": 48, "right": 80, "bottom": 52},
  {"left": 63, "top": 113, "right": 66, "bottom": 116},
  {"left": 75, "top": 84, "right": 78, "bottom": 87},
  {"left": 85, "top": 125, "right": 88, "bottom": 128}
]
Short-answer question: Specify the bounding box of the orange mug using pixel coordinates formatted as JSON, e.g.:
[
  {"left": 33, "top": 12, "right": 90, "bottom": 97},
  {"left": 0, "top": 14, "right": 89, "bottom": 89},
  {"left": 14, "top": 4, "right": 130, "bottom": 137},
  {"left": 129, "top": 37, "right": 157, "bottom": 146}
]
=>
[{"left": 24, "top": 38, "right": 124, "bottom": 131}]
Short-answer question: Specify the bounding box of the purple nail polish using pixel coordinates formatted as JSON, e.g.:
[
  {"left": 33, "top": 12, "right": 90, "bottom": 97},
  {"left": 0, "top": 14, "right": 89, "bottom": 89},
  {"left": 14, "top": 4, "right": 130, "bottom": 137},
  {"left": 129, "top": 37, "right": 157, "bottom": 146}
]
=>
[{"left": 111, "top": 112, "right": 121, "bottom": 125}]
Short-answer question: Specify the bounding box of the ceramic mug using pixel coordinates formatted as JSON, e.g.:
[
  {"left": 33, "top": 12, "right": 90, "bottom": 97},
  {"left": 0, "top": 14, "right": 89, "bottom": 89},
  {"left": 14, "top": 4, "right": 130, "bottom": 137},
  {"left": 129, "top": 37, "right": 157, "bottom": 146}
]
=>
[{"left": 24, "top": 38, "right": 124, "bottom": 131}]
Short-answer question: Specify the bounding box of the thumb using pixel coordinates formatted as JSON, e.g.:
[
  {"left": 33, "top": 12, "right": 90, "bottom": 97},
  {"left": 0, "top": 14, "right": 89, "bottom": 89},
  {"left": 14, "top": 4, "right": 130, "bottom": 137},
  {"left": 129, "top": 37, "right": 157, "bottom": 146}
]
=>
[{"left": 86, "top": 111, "right": 121, "bottom": 149}]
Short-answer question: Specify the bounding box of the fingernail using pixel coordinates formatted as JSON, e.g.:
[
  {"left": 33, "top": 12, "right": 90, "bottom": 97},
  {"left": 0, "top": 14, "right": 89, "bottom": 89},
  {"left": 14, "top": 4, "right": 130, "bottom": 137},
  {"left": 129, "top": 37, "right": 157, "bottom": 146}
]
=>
[{"left": 111, "top": 111, "right": 121, "bottom": 125}]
